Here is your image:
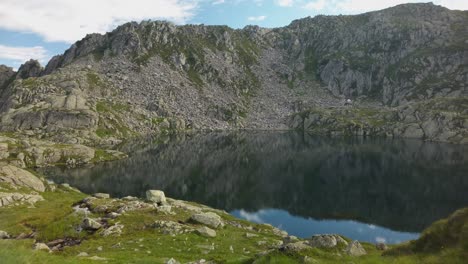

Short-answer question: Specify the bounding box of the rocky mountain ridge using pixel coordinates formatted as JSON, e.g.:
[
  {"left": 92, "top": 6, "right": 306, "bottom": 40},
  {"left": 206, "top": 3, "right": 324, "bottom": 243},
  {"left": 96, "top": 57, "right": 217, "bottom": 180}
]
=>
[{"left": 0, "top": 2, "right": 467, "bottom": 144}]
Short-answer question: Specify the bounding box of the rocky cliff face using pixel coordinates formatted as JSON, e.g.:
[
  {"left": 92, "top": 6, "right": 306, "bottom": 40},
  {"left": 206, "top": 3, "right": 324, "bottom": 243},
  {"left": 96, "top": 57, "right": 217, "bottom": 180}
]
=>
[
  {"left": 0, "top": 3, "right": 466, "bottom": 144},
  {"left": 0, "top": 65, "right": 15, "bottom": 90},
  {"left": 278, "top": 3, "right": 468, "bottom": 105}
]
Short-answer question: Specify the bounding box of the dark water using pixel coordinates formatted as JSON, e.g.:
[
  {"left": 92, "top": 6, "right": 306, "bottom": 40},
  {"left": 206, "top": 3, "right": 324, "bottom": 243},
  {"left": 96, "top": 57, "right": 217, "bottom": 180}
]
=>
[{"left": 41, "top": 132, "right": 468, "bottom": 244}]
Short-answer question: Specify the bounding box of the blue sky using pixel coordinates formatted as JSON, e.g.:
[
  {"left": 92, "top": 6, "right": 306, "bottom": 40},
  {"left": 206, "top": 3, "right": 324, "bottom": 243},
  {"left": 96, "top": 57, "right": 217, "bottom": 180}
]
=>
[{"left": 0, "top": 0, "right": 467, "bottom": 70}]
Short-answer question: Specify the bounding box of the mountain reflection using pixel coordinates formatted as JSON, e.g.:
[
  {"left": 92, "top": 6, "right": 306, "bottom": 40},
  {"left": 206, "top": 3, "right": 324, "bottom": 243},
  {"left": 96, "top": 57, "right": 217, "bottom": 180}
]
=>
[{"left": 42, "top": 132, "right": 468, "bottom": 233}]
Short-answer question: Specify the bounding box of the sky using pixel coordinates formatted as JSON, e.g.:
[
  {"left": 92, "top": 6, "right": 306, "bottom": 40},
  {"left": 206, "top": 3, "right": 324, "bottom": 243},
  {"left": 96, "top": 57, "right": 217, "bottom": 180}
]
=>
[{"left": 0, "top": 0, "right": 467, "bottom": 70}]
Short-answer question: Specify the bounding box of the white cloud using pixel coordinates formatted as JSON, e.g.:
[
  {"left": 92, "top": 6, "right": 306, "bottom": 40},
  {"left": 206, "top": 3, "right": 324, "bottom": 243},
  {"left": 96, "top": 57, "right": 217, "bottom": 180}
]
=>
[
  {"left": 247, "top": 15, "right": 267, "bottom": 21},
  {"left": 376, "top": 236, "right": 387, "bottom": 243},
  {"left": 0, "top": 0, "right": 199, "bottom": 43},
  {"left": 332, "top": 0, "right": 467, "bottom": 14},
  {"left": 435, "top": 0, "right": 468, "bottom": 10},
  {"left": 335, "top": 0, "right": 419, "bottom": 13},
  {"left": 276, "top": 0, "right": 294, "bottom": 7},
  {"left": 239, "top": 210, "right": 264, "bottom": 223},
  {"left": 212, "top": 0, "right": 225, "bottom": 4},
  {"left": 0, "top": 45, "right": 48, "bottom": 64},
  {"left": 304, "top": 0, "right": 326, "bottom": 10},
  {"left": 301, "top": 0, "right": 467, "bottom": 14}
]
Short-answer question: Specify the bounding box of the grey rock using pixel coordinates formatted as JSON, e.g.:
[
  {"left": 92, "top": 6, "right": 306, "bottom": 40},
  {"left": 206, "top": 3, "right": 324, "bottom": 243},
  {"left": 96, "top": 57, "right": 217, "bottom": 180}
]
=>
[
  {"left": 101, "top": 223, "right": 124, "bottom": 237},
  {"left": 308, "top": 234, "right": 337, "bottom": 248},
  {"left": 93, "top": 193, "right": 110, "bottom": 199},
  {"left": 82, "top": 218, "right": 102, "bottom": 230},
  {"left": 0, "top": 192, "right": 44, "bottom": 207},
  {"left": 0, "top": 230, "right": 10, "bottom": 239},
  {"left": 157, "top": 205, "right": 172, "bottom": 214},
  {"left": 16, "top": 60, "right": 43, "bottom": 79},
  {"left": 282, "top": 241, "right": 312, "bottom": 252},
  {"left": 376, "top": 242, "right": 389, "bottom": 251},
  {"left": 0, "top": 143, "right": 9, "bottom": 159},
  {"left": 153, "top": 220, "right": 193, "bottom": 235},
  {"left": 33, "top": 243, "right": 50, "bottom": 252},
  {"left": 0, "top": 165, "right": 45, "bottom": 192},
  {"left": 196, "top": 226, "right": 217, "bottom": 238},
  {"left": 191, "top": 212, "right": 224, "bottom": 229},
  {"left": 166, "top": 258, "right": 180, "bottom": 264},
  {"left": 146, "top": 190, "right": 166, "bottom": 204},
  {"left": 0, "top": 65, "right": 15, "bottom": 88},
  {"left": 345, "top": 240, "right": 367, "bottom": 256}
]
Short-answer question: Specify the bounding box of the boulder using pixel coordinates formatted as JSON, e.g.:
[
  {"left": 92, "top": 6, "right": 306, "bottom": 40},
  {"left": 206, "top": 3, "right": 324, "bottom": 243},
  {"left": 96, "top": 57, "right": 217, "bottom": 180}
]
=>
[
  {"left": 191, "top": 212, "right": 224, "bottom": 229},
  {"left": 271, "top": 227, "right": 288, "bottom": 237},
  {"left": 0, "top": 192, "right": 44, "bottom": 207},
  {"left": 82, "top": 218, "right": 102, "bottom": 230},
  {"left": 77, "top": 252, "right": 89, "bottom": 257},
  {"left": 282, "top": 241, "right": 312, "bottom": 252},
  {"left": 157, "top": 205, "right": 172, "bottom": 214},
  {"left": 345, "top": 240, "right": 367, "bottom": 256},
  {"left": 93, "top": 193, "right": 110, "bottom": 199},
  {"left": 33, "top": 243, "right": 50, "bottom": 252},
  {"left": 101, "top": 223, "right": 124, "bottom": 237},
  {"left": 376, "top": 242, "right": 388, "bottom": 251},
  {"left": 0, "top": 143, "right": 9, "bottom": 159},
  {"left": 146, "top": 190, "right": 166, "bottom": 204},
  {"left": 283, "top": 235, "right": 299, "bottom": 244},
  {"left": 0, "top": 230, "right": 10, "bottom": 239},
  {"left": 196, "top": 226, "right": 217, "bottom": 238},
  {"left": 0, "top": 165, "right": 45, "bottom": 192},
  {"left": 308, "top": 234, "right": 337, "bottom": 248},
  {"left": 166, "top": 258, "right": 180, "bottom": 264},
  {"left": 16, "top": 59, "right": 42, "bottom": 79}
]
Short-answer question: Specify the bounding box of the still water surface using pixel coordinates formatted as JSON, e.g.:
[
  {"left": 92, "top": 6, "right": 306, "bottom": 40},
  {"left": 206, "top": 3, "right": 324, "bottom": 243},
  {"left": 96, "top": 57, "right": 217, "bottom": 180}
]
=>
[{"left": 42, "top": 132, "right": 468, "bottom": 244}]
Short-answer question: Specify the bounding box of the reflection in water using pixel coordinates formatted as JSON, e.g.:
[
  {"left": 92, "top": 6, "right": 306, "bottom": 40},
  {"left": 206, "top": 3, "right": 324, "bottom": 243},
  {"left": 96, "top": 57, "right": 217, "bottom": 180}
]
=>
[
  {"left": 41, "top": 132, "right": 468, "bottom": 242},
  {"left": 231, "top": 209, "right": 418, "bottom": 244}
]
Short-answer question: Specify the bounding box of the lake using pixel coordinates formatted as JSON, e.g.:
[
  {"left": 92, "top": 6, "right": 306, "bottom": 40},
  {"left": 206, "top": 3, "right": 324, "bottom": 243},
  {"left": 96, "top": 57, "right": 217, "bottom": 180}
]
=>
[{"left": 41, "top": 131, "right": 468, "bottom": 244}]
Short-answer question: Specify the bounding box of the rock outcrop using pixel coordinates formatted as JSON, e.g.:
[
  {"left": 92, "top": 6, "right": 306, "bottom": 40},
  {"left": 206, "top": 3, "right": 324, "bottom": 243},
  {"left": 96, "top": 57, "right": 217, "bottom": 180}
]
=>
[
  {"left": 0, "top": 3, "right": 466, "bottom": 144},
  {"left": 0, "top": 165, "right": 45, "bottom": 192},
  {"left": 16, "top": 60, "right": 43, "bottom": 80},
  {"left": 0, "top": 65, "right": 15, "bottom": 89}
]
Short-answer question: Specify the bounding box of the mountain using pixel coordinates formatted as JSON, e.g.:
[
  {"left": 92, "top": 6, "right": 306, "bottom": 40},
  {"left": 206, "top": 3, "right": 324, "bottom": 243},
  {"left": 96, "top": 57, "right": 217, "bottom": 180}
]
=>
[{"left": 0, "top": 2, "right": 467, "bottom": 145}]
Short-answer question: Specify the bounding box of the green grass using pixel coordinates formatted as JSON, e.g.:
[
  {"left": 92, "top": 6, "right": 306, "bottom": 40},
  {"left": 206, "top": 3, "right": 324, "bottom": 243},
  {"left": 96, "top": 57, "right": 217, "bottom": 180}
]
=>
[
  {"left": 0, "top": 189, "right": 86, "bottom": 239},
  {"left": 1, "top": 181, "right": 468, "bottom": 263},
  {"left": 187, "top": 68, "right": 204, "bottom": 87},
  {"left": 91, "top": 149, "right": 123, "bottom": 163},
  {"left": 21, "top": 78, "right": 42, "bottom": 89}
]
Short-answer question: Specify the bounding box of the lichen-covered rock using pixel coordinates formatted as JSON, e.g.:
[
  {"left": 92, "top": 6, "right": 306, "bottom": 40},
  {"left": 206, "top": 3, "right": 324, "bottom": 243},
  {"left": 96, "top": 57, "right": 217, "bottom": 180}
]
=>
[
  {"left": 153, "top": 220, "right": 193, "bottom": 235},
  {"left": 345, "top": 240, "right": 367, "bottom": 256},
  {"left": 282, "top": 241, "right": 312, "bottom": 252},
  {"left": 0, "top": 192, "right": 44, "bottom": 207},
  {"left": 308, "top": 234, "right": 346, "bottom": 248},
  {"left": 196, "top": 226, "right": 217, "bottom": 238},
  {"left": 0, "top": 165, "right": 45, "bottom": 192},
  {"left": 82, "top": 218, "right": 102, "bottom": 230},
  {"left": 376, "top": 242, "right": 389, "bottom": 251},
  {"left": 101, "top": 223, "right": 124, "bottom": 237},
  {"left": 146, "top": 190, "right": 166, "bottom": 204},
  {"left": 191, "top": 212, "right": 224, "bottom": 229},
  {"left": 93, "top": 193, "right": 110, "bottom": 199},
  {"left": 0, "top": 143, "right": 8, "bottom": 159},
  {"left": 0, "top": 230, "right": 10, "bottom": 239},
  {"left": 33, "top": 243, "right": 50, "bottom": 252}
]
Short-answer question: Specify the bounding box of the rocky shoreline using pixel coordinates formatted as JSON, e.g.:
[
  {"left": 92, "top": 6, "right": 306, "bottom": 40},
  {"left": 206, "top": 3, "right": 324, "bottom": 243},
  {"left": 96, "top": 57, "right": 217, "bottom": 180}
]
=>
[
  {"left": 1, "top": 154, "right": 467, "bottom": 263},
  {"left": 0, "top": 162, "right": 371, "bottom": 263}
]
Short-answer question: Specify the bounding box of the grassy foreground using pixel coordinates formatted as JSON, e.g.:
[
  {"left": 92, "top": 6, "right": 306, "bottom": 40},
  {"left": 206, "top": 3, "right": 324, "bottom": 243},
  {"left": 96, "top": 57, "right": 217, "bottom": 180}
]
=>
[{"left": 0, "top": 180, "right": 467, "bottom": 263}]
